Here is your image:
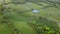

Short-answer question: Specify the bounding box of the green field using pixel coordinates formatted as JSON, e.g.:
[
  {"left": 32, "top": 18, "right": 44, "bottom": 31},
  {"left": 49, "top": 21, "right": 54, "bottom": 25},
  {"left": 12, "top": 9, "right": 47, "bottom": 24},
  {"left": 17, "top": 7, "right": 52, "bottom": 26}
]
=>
[{"left": 0, "top": 0, "right": 60, "bottom": 34}]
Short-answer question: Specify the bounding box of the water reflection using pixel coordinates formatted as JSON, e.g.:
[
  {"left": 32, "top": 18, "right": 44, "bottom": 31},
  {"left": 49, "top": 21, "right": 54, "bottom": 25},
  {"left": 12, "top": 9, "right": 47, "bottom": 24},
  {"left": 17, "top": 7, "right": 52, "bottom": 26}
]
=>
[{"left": 32, "top": 9, "right": 39, "bottom": 13}]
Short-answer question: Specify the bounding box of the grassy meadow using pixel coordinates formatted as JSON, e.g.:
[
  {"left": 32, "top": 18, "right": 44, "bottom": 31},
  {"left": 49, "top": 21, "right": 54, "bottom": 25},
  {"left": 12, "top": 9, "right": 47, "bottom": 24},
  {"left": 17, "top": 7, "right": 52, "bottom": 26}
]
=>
[{"left": 0, "top": 0, "right": 60, "bottom": 34}]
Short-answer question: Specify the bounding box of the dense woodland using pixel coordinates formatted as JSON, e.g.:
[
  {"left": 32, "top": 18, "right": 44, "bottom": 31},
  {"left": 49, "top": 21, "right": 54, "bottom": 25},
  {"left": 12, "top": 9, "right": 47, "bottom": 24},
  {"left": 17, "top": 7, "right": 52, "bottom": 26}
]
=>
[{"left": 0, "top": 0, "right": 60, "bottom": 34}]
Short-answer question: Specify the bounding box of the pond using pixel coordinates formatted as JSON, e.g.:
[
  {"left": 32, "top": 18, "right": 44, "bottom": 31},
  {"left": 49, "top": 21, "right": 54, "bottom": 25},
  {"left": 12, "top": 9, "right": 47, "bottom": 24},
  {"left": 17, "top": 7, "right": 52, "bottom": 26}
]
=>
[{"left": 32, "top": 9, "right": 39, "bottom": 13}]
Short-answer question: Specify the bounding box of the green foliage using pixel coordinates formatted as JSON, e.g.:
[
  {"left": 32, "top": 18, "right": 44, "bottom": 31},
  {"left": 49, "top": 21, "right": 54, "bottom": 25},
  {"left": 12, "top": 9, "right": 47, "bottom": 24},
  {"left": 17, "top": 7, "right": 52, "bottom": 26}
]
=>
[
  {"left": 0, "top": 0, "right": 60, "bottom": 34},
  {"left": 27, "top": 15, "right": 60, "bottom": 34},
  {"left": 12, "top": 0, "right": 26, "bottom": 4},
  {"left": 29, "top": 20, "right": 60, "bottom": 34}
]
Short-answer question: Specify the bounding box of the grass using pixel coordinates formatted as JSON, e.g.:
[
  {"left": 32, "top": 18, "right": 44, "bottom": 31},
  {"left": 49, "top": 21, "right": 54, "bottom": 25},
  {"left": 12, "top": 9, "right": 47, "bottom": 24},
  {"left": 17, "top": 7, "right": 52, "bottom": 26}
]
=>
[
  {"left": 0, "top": 23, "right": 12, "bottom": 34},
  {"left": 13, "top": 22, "right": 37, "bottom": 34},
  {"left": 0, "top": 2, "right": 60, "bottom": 34},
  {"left": 0, "top": 12, "right": 37, "bottom": 34},
  {"left": 39, "top": 7, "right": 60, "bottom": 21},
  {"left": 9, "top": 16, "right": 37, "bottom": 34}
]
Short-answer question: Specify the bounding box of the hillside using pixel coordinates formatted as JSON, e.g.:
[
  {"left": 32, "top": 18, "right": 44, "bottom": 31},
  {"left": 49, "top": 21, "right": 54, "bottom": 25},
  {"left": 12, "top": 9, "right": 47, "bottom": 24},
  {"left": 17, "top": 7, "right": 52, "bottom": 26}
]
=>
[{"left": 0, "top": 0, "right": 60, "bottom": 34}]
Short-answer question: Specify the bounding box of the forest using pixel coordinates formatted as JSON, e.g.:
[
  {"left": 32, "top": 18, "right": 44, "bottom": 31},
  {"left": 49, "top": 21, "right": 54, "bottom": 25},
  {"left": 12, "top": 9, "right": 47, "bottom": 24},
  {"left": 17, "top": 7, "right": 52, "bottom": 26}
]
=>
[{"left": 0, "top": 0, "right": 60, "bottom": 34}]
